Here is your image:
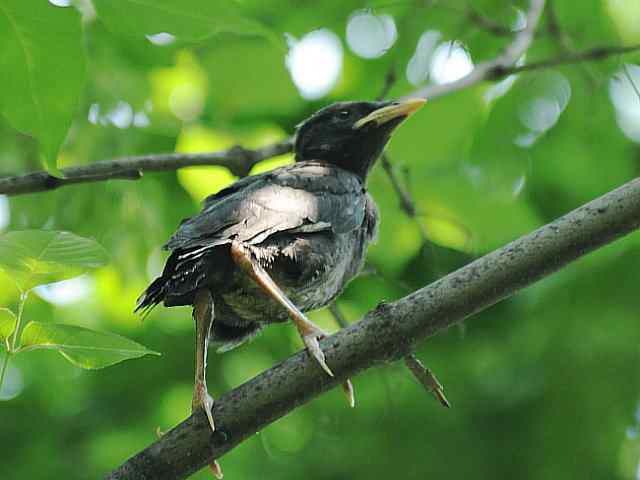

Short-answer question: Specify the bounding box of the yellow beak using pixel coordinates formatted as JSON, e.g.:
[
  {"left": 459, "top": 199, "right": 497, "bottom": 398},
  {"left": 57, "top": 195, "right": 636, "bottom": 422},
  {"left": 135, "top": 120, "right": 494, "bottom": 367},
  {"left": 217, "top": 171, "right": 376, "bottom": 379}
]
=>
[{"left": 353, "top": 97, "right": 427, "bottom": 130}]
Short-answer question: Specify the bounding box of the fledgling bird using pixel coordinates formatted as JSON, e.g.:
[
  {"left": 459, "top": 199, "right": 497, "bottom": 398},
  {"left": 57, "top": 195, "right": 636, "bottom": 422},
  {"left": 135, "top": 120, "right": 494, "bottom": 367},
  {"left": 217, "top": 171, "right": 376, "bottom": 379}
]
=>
[{"left": 136, "top": 98, "right": 425, "bottom": 438}]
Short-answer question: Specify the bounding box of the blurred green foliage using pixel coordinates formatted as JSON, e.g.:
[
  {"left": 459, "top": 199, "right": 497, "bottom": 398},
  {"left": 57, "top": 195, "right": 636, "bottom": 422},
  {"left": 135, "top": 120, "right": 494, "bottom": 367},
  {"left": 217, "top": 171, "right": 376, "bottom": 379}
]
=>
[{"left": 1, "top": 0, "right": 640, "bottom": 479}]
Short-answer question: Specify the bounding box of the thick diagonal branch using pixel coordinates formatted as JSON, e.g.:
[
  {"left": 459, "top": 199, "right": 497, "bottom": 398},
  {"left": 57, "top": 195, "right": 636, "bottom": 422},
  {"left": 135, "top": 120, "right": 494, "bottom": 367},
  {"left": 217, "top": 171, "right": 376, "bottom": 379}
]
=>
[{"left": 107, "top": 178, "right": 640, "bottom": 480}]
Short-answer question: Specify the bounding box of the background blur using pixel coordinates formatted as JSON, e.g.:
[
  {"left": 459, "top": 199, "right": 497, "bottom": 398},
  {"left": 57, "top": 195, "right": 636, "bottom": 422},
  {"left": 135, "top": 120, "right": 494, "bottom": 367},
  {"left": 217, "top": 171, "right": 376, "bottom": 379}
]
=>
[{"left": 2, "top": 0, "right": 640, "bottom": 478}]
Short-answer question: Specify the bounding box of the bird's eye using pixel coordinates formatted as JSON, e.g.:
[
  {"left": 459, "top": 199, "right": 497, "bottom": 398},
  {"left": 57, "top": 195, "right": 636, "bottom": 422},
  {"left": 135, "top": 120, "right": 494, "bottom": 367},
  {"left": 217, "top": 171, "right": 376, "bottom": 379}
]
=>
[{"left": 338, "top": 110, "right": 351, "bottom": 119}]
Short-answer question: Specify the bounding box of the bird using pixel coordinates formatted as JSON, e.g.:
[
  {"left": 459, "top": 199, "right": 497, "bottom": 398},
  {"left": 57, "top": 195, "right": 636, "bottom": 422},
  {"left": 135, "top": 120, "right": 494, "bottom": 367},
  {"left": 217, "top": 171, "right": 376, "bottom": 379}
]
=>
[{"left": 136, "top": 97, "right": 426, "bottom": 445}]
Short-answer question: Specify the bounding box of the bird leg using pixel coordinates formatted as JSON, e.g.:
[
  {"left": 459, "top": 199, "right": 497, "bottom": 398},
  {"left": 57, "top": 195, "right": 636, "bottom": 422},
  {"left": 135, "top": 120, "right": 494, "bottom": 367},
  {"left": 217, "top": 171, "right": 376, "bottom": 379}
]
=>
[
  {"left": 192, "top": 289, "right": 216, "bottom": 433},
  {"left": 230, "top": 241, "right": 355, "bottom": 407},
  {"left": 230, "top": 241, "right": 333, "bottom": 375}
]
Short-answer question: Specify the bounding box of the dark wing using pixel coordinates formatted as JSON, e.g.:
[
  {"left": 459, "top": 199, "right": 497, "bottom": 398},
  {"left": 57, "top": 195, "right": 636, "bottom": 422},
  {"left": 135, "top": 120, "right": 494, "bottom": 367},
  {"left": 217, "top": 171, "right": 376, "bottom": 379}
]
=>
[
  {"left": 163, "top": 161, "right": 367, "bottom": 253},
  {"left": 136, "top": 161, "right": 366, "bottom": 313}
]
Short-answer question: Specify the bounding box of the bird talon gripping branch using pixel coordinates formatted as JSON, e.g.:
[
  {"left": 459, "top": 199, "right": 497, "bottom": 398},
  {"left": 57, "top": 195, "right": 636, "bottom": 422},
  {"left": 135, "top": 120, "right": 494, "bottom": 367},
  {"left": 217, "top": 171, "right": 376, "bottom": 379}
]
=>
[
  {"left": 301, "top": 330, "right": 334, "bottom": 377},
  {"left": 136, "top": 98, "right": 426, "bottom": 459}
]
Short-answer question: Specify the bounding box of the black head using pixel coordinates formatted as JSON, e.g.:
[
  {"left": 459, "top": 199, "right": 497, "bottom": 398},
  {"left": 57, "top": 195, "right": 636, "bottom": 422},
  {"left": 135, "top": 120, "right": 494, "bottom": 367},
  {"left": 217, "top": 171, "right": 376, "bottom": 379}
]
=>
[{"left": 294, "top": 98, "right": 426, "bottom": 179}]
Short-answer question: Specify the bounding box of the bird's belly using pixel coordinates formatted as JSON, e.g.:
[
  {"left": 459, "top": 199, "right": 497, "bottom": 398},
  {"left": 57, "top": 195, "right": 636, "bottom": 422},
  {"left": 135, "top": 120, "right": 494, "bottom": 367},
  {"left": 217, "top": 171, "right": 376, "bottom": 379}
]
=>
[{"left": 219, "top": 231, "right": 368, "bottom": 324}]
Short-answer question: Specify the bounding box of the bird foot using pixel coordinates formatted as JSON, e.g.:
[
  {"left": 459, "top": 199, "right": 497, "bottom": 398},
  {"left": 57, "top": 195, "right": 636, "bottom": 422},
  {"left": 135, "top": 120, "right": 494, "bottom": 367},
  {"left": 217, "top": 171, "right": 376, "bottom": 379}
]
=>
[
  {"left": 192, "top": 380, "right": 216, "bottom": 433},
  {"left": 301, "top": 326, "right": 334, "bottom": 377},
  {"left": 300, "top": 325, "right": 356, "bottom": 407},
  {"left": 342, "top": 379, "right": 355, "bottom": 408},
  {"left": 209, "top": 460, "right": 224, "bottom": 479}
]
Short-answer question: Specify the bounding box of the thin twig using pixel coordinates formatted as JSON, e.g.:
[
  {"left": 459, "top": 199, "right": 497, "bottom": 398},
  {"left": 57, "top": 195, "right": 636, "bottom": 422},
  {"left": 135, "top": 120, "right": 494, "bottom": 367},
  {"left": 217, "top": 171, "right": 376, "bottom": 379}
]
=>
[
  {"left": 407, "top": 0, "right": 547, "bottom": 100},
  {"left": 622, "top": 64, "right": 640, "bottom": 105},
  {"left": 376, "top": 65, "right": 398, "bottom": 101},
  {"left": 380, "top": 153, "right": 430, "bottom": 242},
  {"left": 376, "top": 1, "right": 514, "bottom": 37},
  {"left": 380, "top": 154, "right": 452, "bottom": 406},
  {"left": 406, "top": 41, "right": 640, "bottom": 103},
  {"left": 404, "top": 354, "right": 450, "bottom": 408},
  {"left": 107, "top": 176, "right": 640, "bottom": 480},
  {"left": 465, "top": 5, "right": 513, "bottom": 37},
  {"left": 507, "top": 43, "right": 640, "bottom": 75},
  {"left": 328, "top": 302, "right": 349, "bottom": 329},
  {"left": 545, "top": 1, "right": 572, "bottom": 52},
  {"left": 545, "top": 1, "right": 599, "bottom": 85},
  {"left": 330, "top": 301, "right": 450, "bottom": 407},
  {"left": 381, "top": 154, "right": 417, "bottom": 218}
]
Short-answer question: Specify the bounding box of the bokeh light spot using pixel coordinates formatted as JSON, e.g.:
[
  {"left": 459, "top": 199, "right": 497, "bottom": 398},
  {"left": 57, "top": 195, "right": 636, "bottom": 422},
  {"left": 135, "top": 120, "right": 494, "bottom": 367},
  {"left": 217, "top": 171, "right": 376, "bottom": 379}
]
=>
[
  {"left": 0, "top": 195, "right": 10, "bottom": 231},
  {"left": 424, "top": 216, "right": 471, "bottom": 252},
  {"left": 286, "top": 29, "right": 343, "bottom": 100},
  {"left": 176, "top": 126, "right": 237, "bottom": 202},
  {"left": 484, "top": 55, "right": 526, "bottom": 104},
  {"left": 0, "top": 357, "right": 24, "bottom": 400},
  {"left": 34, "top": 275, "right": 93, "bottom": 306},
  {"left": 150, "top": 51, "right": 208, "bottom": 122},
  {"left": 346, "top": 10, "right": 397, "bottom": 59},
  {"left": 606, "top": 0, "right": 640, "bottom": 42},
  {"left": 515, "top": 71, "right": 571, "bottom": 147},
  {"left": 609, "top": 64, "right": 640, "bottom": 142},
  {"left": 133, "top": 111, "right": 150, "bottom": 128},
  {"left": 88, "top": 103, "right": 100, "bottom": 124},
  {"left": 429, "top": 41, "right": 474, "bottom": 85},
  {"left": 512, "top": 7, "right": 527, "bottom": 31},
  {"left": 406, "top": 30, "right": 442, "bottom": 86},
  {"left": 145, "top": 32, "right": 176, "bottom": 46},
  {"left": 106, "top": 101, "right": 133, "bottom": 129}
]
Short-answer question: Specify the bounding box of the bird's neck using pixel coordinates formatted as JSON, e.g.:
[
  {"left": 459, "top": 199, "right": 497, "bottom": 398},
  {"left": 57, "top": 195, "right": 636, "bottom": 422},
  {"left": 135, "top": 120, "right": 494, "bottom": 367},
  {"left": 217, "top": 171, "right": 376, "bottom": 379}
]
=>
[{"left": 295, "top": 150, "right": 380, "bottom": 180}]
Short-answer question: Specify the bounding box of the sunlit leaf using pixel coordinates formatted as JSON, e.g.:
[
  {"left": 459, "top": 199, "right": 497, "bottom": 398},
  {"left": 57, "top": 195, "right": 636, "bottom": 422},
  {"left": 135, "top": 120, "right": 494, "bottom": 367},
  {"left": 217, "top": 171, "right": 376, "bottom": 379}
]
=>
[
  {"left": 0, "top": 231, "right": 109, "bottom": 291},
  {"left": 150, "top": 51, "right": 208, "bottom": 122},
  {"left": 19, "top": 322, "right": 160, "bottom": 369},
  {"left": 175, "top": 126, "right": 237, "bottom": 201},
  {"left": 93, "top": 0, "right": 283, "bottom": 48},
  {"left": 0, "top": 1, "right": 85, "bottom": 172},
  {"left": 424, "top": 216, "right": 472, "bottom": 253},
  {"left": 0, "top": 308, "right": 16, "bottom": 345}
]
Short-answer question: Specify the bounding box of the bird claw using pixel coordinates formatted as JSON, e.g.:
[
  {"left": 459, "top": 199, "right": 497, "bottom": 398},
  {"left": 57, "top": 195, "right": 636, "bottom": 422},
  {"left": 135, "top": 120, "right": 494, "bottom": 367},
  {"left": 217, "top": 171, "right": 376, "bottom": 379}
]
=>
[
  {"left": 192, "top": 381, "right": 216, "bottom": 433},
  {"left": 301, "top": 328, "right": 356, "bottom": 407},
  {"left": 302, "top": 329, "right": 334, "bottom": 377},
  {"left": 209, "top": 460, "right": 224, "bottom": 479},
  {"left": 342, "top": 379, "right": 355, "bottom": 408}
]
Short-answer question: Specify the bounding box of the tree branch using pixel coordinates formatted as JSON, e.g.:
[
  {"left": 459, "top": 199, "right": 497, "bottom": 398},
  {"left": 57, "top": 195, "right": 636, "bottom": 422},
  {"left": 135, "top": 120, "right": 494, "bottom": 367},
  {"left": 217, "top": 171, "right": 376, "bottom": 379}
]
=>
[
  {"left": 465, "top": 5, "right": 513, "bottom": 37},
  {"left": 404, "top": 354, "right": 450, "bottom": 408},
  {"left": 410, "top": 42, "right": 640, "bottom": 101},
  {"left": 100, "top": 4, "right": 640, "bottom": 477},
  {"left": 508, "top": 43, "right": 640, "bottom": 74},
  {"left": 3, "top": 1, "right": 640, "bottom": 198},
  {"left": 406, "top": 0, "right": 546, "bottom": 100},
  {"left": 106, "top": 176, "right": 640, "bottom": 480},
  {"left": 0, "top": 140, "right": 293, "bottom": 196}
]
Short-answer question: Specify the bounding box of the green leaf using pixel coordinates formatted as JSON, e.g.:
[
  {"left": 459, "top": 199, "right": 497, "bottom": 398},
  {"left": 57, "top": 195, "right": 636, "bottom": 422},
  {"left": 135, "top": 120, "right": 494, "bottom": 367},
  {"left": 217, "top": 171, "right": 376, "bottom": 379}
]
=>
[
  {"left": 0, "top": 230, "right": 109, "bottom": 291},
  {"left": 0, "top": 308, "right": 16, "bottom": 345},
  {"left": 93, "top": 0, "right": 283, "bottom": 48},
  {"left": 0, "top": 1, "right": 85, "bottom": 172},
  {"left": 19, "top": 322, "right": 160, "bottom": 369}
]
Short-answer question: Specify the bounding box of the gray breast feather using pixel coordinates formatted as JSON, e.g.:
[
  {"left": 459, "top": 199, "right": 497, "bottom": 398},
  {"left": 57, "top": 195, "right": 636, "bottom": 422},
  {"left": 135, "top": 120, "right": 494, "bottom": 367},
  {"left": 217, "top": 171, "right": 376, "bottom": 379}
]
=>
[{"left": 164, "top": 161, "right": 366, "bottom": 252}]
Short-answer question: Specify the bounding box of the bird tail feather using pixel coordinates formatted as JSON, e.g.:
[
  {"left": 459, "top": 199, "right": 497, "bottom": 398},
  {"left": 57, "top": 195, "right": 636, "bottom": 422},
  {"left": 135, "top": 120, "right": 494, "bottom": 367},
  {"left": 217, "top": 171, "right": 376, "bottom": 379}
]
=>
[{"left": 134, "top": 276, "right": 166, "bottom": 318}]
